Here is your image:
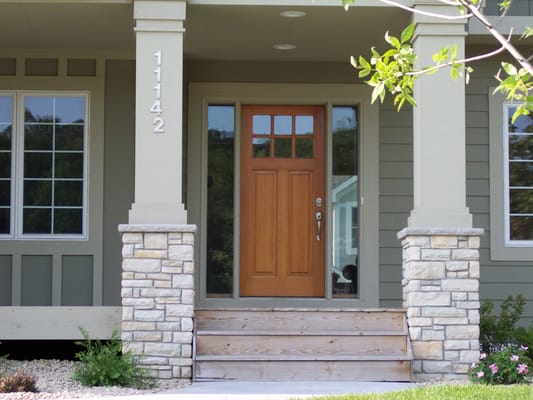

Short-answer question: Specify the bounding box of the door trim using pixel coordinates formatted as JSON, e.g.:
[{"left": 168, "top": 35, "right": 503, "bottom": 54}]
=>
[{"left": 188, "top": 83, "right": 379, "bottom": 308}]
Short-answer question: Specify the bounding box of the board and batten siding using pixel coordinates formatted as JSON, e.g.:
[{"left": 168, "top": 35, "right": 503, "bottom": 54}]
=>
[{"left": 0, "top": 54, "right": 130, "bottom": 339}]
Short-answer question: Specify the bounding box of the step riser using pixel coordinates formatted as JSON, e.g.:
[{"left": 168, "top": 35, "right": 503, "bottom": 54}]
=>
[
  {"left": 195, "top": 360, "right": 411, "bottom": 382},
  {"left": 196, "top": 311, "right": 405, "bottom": 332},
  {"left": 194, "top": 310, "right": 412, "bottom": 382},
  {"left": 196, "top": 335, "right": 407, "bottom": 357}
]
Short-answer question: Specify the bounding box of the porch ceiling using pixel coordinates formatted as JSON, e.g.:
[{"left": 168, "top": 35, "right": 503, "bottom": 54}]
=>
[
  {"left": 0, "top": 2, "right": 516, "bottom": 61},
  {"left": 0, "top": 2, "right": 411, "bottom": 62}
]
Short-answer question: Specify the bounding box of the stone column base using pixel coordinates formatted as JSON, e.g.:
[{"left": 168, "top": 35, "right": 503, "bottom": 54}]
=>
[
  {"left": 398, "top": 227, "right": 483, "bottom": 382},
  {"left": 119, "top": 224, "right": 196, "bottom": 381}
]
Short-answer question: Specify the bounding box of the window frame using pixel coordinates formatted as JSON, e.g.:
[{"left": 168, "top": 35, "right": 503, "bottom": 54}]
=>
[
  {"left": 502, "top": 103, "right": 533, "bottom": 247},
  {"left": 0, "top": 91, "right": 89, "bottom": 240},
  {"left": 489, "top": 91, "right": 533, "bottom": 259}
]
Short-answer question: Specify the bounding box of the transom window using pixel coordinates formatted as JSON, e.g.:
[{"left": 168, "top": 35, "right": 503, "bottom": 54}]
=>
[
  {"left": 0, "top": 92, "right": 87, "bottom": 238},
  {"left": 504, "top": 104, "right": 533, "bottom": 244}
]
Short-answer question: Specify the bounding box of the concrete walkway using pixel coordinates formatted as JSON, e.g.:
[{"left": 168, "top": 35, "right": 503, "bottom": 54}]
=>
[{"left": 82, "top": 381, "right": 417, "bottom": 400}]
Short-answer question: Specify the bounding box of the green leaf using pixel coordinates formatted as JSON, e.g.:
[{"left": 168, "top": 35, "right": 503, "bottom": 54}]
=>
[
  {"left": 400, "top": 24, "right": 415, "bottom": 43},
  {"left": 358, "top": 68, "right": 371, "bottom": 78},
  {"left": 502, "top": 62, "right": 518, "bottom": 76}
]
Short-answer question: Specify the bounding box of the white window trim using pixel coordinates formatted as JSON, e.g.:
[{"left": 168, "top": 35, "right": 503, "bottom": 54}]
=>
[
  {"left": 0, "top": 91, "right": 89, "bottom": 240},
  {"left": 489, "top": 90, "right": 533, "bottom": 259}
]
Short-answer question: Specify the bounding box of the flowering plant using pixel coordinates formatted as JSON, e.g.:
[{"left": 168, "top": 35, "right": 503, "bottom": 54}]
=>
[{"left": 470, "top": 344, "right": 531, "bottom": 384}]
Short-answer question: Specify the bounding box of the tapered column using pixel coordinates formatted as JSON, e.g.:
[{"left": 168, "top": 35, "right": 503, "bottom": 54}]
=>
[
  {"left": 129, "top": 0, "right": 187, "bottom": 224},
  {"left": 409, "top": 2, "right": 471, "bottom": 228}
]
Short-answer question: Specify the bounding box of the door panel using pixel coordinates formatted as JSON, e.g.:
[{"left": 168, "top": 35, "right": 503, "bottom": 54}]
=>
[{"left": 240, "top": 105, "right": 325, "bottom": 297}]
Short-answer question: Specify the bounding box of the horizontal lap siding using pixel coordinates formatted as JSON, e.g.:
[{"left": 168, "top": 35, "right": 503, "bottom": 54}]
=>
[
  {"left": 378, "top": 102, "right": 412, "bottom": 308},
  {"left": 466, "top": 52, "right": 533, "bottom": 325}
]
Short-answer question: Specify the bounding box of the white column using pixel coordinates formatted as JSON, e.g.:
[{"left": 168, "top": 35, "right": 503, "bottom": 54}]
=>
[
  {"left": 129, "top": 0, "right": 187, "bottom": 224},
  {"left": 408, "top": 2, "right": 472, "bottom": 228}
]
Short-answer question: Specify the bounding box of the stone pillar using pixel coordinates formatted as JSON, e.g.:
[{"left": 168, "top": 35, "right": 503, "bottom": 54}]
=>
[
  {"left": 409, "top": 2, "right": 471, "bottom": 228},
  {"left": 398, "top": 228, "right": 483, "bottom": 381},
  {"left": 119, "top": 225, "right": 195, "bottom": 381},
  {"left": 129, "top": 0, "right": 187, "bottom": 224}
]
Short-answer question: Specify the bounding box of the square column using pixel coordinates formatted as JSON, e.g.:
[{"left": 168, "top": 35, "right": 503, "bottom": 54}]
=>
[
  {"left": 129, "top": 0, "right": 187, "bottom": 224},
  {"left": 409, "top": 2, "right": 472, "bottom": 228}
]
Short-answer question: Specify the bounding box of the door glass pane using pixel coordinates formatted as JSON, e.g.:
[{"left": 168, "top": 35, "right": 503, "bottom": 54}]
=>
[
  {"left": 252, "top": 115, "right": 270, "bottom": 135},
  {"left": 274, "top": 115, "right": 292, "bottom": 135},
  {"left": 295, "top": 115, "right": 314, "bottom": 135},
  {"left": 253, "top": 138, "right": 271, "bottom": 158},
  {"left": 207, "top": 105, "right": 235, "bottom": 296},
  {"left": 274, "top": 138, "right": 291, "bottom": 158},
  {"left": 295, "top": 138, "right": 313, "bottom": 158},
  {"left": 331, "top": 106, "right": 358, "bottom": 298}
]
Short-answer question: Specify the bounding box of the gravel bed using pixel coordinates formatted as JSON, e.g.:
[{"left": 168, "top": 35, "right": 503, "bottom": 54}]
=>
[{"left": 0, "top": 360, "right": 188, "bottom": 400}]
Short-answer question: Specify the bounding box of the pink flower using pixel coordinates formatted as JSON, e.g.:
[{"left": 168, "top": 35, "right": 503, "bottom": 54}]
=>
[
  {"left": 489, "top": 363, "right": 499, "bottom": 374},
  {"left": 480, "top": 353, "right": 487, "bottom": 360},
  {"left": 521, "top": 345, "right": 529, "bottom": 351},
  {"left": 511, "top": 355, "right": 520, "bottom": 362},
  {"left": 477, "top": 371, "right": 485, "bottom": 378},
  {"left": 518, "top": 364, "right": 529, "bottom": 374}
]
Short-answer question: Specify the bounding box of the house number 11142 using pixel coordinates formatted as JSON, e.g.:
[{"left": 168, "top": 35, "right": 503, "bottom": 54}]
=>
[{"left": 151, "top": 50, "right": 165, "bottom": 133}]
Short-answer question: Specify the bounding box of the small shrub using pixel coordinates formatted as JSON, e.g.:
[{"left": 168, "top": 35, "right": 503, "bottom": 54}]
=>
[
  {"left": 470, "top": 344, "right": 531, "bottom": 384},
  {"left": 73, "top": 328, "right": 155, "bottom": 389},
  {"left": 480, "top": 294, "right": 525, "bottom": 353},
  {"left": 0, "top": 371, "right": 37, "bottom": 393}
]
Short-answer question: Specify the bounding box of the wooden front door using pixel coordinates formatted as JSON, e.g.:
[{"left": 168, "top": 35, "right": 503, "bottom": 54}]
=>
[{"left": 240, "top": 105, "right": 325, "bottom": 297}]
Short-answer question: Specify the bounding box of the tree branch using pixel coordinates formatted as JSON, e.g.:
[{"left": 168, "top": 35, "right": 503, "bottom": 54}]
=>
[
  {"left": 460, "top": 0, "right": 533, "bottom": 77},
  {"left": 408, "top": 44, "right": 507, "bottom": 76},
  {"left": 378, "top": 0, "right": 473, "bottom": 20}
]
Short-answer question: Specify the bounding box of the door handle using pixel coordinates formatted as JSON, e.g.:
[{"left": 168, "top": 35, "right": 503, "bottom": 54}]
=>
[{"left": 315, "top": 211, "right": 323, "bottom": 241}]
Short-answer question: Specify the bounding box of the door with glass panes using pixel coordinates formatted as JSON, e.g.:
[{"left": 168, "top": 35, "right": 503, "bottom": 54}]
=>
[{"left": 240, "top": 105, "right": 325, "bottom": 297}]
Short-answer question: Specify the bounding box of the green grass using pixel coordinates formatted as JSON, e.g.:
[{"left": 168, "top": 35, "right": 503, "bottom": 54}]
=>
[{"left": 313, "top": 384, "right": 533, "bottom": 400}]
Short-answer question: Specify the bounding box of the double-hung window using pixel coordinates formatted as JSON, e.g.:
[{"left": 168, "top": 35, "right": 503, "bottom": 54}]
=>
[
  {"left": 504, "top": 104, "right": 533, "bottom": 245},
  {"left": 0, "top": 92, "right": 87, "bottom": 238}
]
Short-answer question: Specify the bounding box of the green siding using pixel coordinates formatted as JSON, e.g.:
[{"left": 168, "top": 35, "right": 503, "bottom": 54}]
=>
[{"left": 466, "top": 48, "right": 533, "bottom": 325}]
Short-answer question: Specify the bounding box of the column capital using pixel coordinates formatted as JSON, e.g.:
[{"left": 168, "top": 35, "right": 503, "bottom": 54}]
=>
[
  {"left": 134, "top": 0, "right": 186, "bottom": 32},
  {"left": 412, "top": 1, "right": 468, "bottom": 36},
  {"left": 134, "top": 0, "right": 186, "bottom": 21}
]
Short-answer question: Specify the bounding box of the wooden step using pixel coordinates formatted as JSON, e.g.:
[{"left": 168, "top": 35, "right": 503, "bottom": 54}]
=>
[
  {"left": 194, "top": 360, "right": 412, "bottom": 382},
  {"left": 195, "top": 309, "right": 406, "bottom": 332},
  {"left": 196, "top": 334, "right": 408, "bottom": 357},
  {"left": 193, "top": 309, "right": 412, "bottom": 382}
]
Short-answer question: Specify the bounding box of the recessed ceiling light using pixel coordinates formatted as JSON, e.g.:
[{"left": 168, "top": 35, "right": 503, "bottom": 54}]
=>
[
  {"left": 280, "top": 10, "right": 306, "bottom": 18},
  {"left": 273, "top": 44, "right": 297, "bottom": 50}
]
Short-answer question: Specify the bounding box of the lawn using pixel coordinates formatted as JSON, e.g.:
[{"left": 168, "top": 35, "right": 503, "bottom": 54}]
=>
[{"left": 314, "top": 384, "right": 533, "bottom": 400}]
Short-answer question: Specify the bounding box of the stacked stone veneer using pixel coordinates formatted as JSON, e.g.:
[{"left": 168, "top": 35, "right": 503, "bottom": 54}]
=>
[
  {"left": 398, "top": 227, "right": 484, "bottom": 381},
  {"left": 119, "top": 224, "right": 196, "bottom": 381}
]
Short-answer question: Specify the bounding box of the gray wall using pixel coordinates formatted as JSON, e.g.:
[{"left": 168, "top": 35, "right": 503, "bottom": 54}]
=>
[{"left": 103, "top": 60, "right": 135, "bottom": 306}]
